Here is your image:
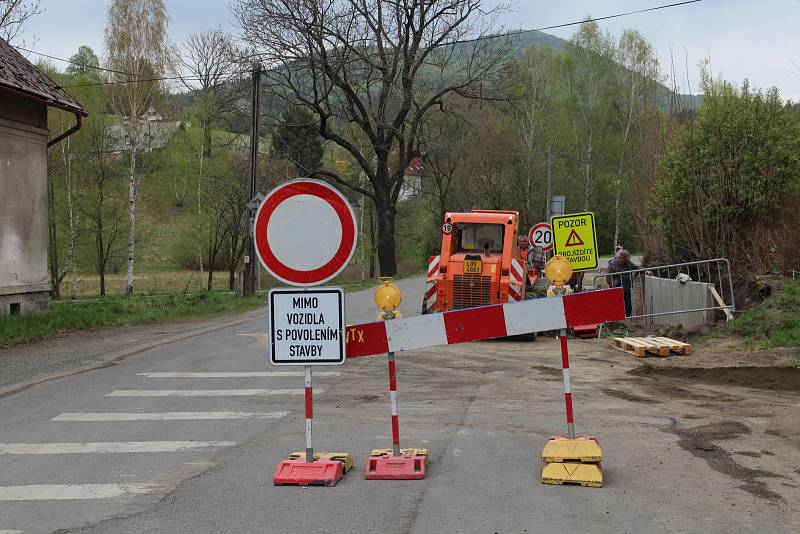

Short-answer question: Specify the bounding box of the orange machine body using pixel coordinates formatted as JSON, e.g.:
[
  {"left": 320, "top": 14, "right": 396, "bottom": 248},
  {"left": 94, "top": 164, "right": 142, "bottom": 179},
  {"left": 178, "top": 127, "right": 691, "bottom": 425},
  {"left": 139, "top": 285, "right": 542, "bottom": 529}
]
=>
[{"left": 424, "top": 210, "right": 540, "bottom": 313}]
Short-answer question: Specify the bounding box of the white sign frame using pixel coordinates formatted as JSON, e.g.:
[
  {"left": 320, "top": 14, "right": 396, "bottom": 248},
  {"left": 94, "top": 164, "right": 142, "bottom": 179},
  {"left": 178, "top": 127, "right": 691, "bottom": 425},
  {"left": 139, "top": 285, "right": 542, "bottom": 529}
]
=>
[
  {"left": 254, "top": 179, "right": 358, "bottom": 287},
  {"left": 268, "top": 287, "right": 346, "bottom": 366},
  {"left": 529, "top": 222, "right": 554, "bottom": 253}
]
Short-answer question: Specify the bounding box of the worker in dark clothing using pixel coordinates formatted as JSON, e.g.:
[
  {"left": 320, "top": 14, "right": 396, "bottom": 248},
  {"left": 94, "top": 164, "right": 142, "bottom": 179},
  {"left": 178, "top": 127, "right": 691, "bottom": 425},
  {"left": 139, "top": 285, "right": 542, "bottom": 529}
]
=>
[{"left": 607, "top": 250, "right": 639, "bottom": 316}]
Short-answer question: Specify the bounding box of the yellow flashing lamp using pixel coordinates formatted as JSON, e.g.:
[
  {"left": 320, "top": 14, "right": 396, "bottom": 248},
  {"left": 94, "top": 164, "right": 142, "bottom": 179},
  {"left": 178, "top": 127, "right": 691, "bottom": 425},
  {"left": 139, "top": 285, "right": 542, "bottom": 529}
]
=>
[
  {"left": 375, "top": 277, "right": 403, "bottom": 312},
  {"left": 545, "top": 255, "right": 573, "bottom": 286}
]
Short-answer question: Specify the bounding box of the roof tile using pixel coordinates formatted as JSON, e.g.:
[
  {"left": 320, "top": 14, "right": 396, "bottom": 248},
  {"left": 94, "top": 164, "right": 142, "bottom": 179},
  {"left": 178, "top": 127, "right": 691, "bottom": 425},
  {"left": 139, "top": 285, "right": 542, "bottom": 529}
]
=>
[{"left": 0, "top": 37, "right": 86, "bottom": 115}]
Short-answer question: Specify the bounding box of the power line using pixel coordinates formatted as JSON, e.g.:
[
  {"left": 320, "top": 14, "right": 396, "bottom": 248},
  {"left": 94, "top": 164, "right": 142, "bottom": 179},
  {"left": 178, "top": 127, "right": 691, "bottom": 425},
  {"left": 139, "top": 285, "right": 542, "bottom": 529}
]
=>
[
  {"left": 16, "top": 45, "right": 247, "bottom": 87},
  {"left": 60, "top": 72, "right": 248, "bottom": 89},
  {"left": 15, "top": 46, "right": 137, "bottom": 76},
  {"left": 30, "top": 0, "right": 704, "bottom": 91},
  {"left": 449, "top": 0, "right": 704, "bottom": 47}
]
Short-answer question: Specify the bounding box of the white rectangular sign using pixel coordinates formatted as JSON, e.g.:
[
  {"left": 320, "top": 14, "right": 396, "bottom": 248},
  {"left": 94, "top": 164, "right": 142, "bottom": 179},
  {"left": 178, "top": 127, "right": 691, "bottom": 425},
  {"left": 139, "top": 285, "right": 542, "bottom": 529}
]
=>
[{"left": 268, "top": 287, "right": 345, "bottom": 366}]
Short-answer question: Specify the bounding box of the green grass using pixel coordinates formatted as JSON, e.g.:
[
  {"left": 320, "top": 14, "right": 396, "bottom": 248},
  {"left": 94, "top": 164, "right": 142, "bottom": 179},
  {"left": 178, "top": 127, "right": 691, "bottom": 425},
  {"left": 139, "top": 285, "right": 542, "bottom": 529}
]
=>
[
  {"left": 0, "top": 292, "right": 266, "bottom": 348},
  {"left": 0, "top": 278, "right": 383, "bottom": 348},
  {"left": 729, "top": 281, "right": 800, "bottom": 349}
]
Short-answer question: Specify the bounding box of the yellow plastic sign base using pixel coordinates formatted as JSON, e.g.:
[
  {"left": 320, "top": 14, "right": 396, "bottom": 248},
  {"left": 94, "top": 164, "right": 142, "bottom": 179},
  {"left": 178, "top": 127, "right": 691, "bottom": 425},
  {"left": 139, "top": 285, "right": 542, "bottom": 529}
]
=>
[
  {"left": 542, "top": 461, "right": 603, "bottom": 488},
  {"left": 370, "top": 448, "right": 428, "bottom": 457},
  {"left": 289, "top": 452, "right": 354, "bottom": 473},
  {"left": 541, "top": 436, "right": 602, "bottom": 463}
]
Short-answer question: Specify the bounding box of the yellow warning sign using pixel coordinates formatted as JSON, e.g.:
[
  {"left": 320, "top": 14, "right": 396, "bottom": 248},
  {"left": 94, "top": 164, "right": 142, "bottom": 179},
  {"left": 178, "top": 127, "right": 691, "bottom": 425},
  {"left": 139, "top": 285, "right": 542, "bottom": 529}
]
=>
[{"left": 550, "top": 212, "right": 598, "bottom": 272}]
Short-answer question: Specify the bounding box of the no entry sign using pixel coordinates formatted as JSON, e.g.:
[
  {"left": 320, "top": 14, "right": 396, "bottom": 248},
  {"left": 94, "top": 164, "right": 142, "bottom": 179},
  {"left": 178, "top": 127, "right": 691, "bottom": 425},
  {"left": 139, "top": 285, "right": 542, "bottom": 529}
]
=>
[
  {"left": 269, "top": 288, "right": 345, "bottom": 366},
  {"left": 528, "top": 222, "right": 553, "bottom": 252},
  {"left": 254, "top": 179, "right": 358, "bottom": 287}
]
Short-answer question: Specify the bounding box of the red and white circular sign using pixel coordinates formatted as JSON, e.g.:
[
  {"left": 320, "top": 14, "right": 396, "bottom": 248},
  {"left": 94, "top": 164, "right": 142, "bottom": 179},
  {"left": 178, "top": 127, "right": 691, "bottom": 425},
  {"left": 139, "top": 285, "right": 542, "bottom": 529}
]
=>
[
  {"left": 528, "top": 222, "right": 553, "bottom": 252},
  {"left": 254, "top": 179, "right": 358, "bottom": 287}
]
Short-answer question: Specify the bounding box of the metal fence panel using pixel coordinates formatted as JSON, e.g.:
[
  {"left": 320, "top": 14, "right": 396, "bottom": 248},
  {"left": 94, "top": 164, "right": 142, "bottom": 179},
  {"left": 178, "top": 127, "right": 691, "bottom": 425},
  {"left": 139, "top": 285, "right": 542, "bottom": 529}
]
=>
[
  {"left": 641, "top": 276, "right": 714, "bottom": 328},
  {"left": 589, "top": 258, "right": 735, "bottom": 326}
]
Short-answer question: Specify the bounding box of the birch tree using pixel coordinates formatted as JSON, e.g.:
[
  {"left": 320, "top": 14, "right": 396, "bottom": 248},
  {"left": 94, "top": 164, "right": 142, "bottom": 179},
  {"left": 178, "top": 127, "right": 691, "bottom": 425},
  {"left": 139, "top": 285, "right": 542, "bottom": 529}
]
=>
[
  {"left": 611, "top": 30, "right": 659, "bottom": 248},
  {"left": 506, "top": 46, "right": 556, "bottom": 228},
  {"left": 104, "top": 0, "right": 171, "bottom": 294},
  {"left": 562, "top": 20, "right": 616, "bottom": 211}
]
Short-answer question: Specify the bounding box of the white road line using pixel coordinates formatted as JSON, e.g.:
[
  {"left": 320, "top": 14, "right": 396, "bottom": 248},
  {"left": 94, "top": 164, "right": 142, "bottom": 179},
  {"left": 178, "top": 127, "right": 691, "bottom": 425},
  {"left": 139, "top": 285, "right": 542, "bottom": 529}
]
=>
[
  {"left": 138, "top": 372, "right": 341, "bottom": 378},
  {"left": 0, "top": 530, "right": 23, "bottom": 533},
  {"left": 51, "top": 411, "right": 289, "bottom": 421},
  {"left": 0, "top": 484, "right": 156, "bottom": 501},
  {"left": 0, "top": 441, "right": 238, "bottom": 454},
  {"left": 104, "top": 389, "right": 322, "bottom": 397}
]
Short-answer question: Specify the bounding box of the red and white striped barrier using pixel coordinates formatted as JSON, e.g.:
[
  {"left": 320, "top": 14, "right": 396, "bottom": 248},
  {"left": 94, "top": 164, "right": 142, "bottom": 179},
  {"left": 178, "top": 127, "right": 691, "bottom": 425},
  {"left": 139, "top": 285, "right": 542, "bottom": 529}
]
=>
[
  {"left": 422, "top": 255, "right": 440, "bottom": 313},
  {"left": 346, "top": 288, "right": 625, "bottom": 358},
  {"left": 509, "top": 258, "right": 524, "bottom": 302}
]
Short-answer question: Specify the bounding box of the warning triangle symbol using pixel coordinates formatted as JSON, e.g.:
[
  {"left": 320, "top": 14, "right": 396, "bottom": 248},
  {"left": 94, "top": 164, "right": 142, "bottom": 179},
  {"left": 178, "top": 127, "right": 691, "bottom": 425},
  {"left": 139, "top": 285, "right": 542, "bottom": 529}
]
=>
[{"left": 564, "top": 229, "right": 584, "bottom": 247}]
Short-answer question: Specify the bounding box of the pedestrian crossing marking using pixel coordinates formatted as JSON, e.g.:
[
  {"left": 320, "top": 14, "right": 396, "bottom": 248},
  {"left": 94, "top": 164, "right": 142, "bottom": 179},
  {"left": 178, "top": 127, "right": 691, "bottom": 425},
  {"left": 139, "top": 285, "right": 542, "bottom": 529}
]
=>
[
  {"left": 51, "top": 412, "right": 289, "bottom": 421},
  {"left": 138, "top": 372, "right": 341, "bottom": 378},
  {"left": 0, "top": 484, "right": 156, "bottom": 501},
  {"left": 104, "top": 389, "right": 321, "bottom": 397},
  {"left": 0, "top": 441, "right": 238, "bottom": 454}
]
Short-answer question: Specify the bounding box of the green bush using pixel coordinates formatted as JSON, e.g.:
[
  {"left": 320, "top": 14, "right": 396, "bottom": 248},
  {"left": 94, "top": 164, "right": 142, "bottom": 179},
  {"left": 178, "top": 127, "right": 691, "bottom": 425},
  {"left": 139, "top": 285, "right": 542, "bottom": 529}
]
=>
[{"left": 653, "top": 77, "right": 800, "bottom": 265}]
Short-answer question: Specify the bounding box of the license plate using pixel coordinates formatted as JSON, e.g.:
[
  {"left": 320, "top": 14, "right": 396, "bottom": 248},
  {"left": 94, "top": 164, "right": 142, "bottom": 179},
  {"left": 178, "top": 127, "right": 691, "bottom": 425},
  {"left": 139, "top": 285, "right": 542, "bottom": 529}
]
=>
[{"left": 464, "top": 259, "right": 482, "bottom": 274}]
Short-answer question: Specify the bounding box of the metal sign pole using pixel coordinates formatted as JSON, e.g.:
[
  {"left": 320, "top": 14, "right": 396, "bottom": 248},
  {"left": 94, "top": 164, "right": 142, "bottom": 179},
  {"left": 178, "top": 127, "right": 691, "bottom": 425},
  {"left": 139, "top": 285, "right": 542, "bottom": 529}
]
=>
[
  {"left": 387, "top": 351, "right": 401, "bottom": 457},
  {"left": 305, "top": 365, "right": 314, "bottom": 463},
  {"left": 558, "top": 329, "right": 576, "bottom": 439}
]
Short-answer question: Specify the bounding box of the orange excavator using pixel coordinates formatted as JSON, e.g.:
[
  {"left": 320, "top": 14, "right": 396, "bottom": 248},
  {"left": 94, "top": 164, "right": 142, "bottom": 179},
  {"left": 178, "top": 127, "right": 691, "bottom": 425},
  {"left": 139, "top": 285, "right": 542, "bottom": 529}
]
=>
[{"left": 422, "top": 210, "right": 544, "bottom": 314}]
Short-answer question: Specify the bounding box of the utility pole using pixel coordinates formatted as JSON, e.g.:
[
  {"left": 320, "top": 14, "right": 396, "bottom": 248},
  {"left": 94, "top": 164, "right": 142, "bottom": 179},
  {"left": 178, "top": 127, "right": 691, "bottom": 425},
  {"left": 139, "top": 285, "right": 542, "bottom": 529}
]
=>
[
  {"left": 243, "top": 63, "right": 261, "bottom": 297},
  {"left": 545, "top": 144, "right": 553, "bottom": 223}
]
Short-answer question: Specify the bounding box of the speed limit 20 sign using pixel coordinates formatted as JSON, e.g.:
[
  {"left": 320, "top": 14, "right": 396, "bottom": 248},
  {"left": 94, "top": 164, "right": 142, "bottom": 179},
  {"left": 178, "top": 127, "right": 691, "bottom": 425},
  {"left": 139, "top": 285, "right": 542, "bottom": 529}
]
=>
[{"left": 528, "top": 222, "right": 553, "bottom": 252}]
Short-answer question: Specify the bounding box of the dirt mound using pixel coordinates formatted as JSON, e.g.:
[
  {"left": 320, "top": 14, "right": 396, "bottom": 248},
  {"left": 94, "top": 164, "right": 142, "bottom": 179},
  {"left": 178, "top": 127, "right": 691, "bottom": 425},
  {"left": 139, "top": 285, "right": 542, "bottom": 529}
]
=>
[{"left": 629, "top": 365, "right": 800, "bottom": 392}]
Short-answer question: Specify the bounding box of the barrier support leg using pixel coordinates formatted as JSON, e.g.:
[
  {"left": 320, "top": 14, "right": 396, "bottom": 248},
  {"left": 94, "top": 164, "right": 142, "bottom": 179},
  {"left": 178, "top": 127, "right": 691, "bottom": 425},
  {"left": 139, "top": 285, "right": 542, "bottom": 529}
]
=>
[
  {"left": 274, "top": 366, "right": 351, "bottom": 486},
  {"left": 540, "top": 330, "right": 604, "bottom": 488},
  {"left": 559, "top": 330, "right": 575, "bottom": 439},
  {"left": 305, "top": 366, "right": 314, "bottom": 463},
  {"left": 365, "top": 351, "right": 428, "bottom": 480}
]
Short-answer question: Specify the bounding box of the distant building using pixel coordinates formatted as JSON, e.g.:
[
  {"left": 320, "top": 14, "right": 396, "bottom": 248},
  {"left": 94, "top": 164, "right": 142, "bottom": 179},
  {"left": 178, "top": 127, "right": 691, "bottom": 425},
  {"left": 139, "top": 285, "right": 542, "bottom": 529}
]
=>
[
  {"left": 0, "top": 38, "right": 87, "bottom": 314},
  {"left": 388, "top": 155, "right": 425, "bottom": 201},
  {"left": 104, "top": 119, "right": 188, "bottom": 154},
  {"left": 142, "top": 106, "right": 163, "bottom": 122}
]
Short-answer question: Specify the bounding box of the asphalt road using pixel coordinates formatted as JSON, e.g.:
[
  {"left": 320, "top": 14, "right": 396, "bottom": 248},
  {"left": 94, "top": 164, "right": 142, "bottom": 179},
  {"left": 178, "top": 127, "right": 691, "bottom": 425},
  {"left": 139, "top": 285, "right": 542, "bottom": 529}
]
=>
[{"left": 1, "top": 277, "right": 799, "bottom": 533}]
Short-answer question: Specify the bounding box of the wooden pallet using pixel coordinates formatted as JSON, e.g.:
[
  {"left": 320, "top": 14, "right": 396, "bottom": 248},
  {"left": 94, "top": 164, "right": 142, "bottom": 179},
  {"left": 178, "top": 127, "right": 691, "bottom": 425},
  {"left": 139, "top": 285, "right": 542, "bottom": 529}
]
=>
[{"left": 610, "top": 336, "right": 692, "bottom": 357}]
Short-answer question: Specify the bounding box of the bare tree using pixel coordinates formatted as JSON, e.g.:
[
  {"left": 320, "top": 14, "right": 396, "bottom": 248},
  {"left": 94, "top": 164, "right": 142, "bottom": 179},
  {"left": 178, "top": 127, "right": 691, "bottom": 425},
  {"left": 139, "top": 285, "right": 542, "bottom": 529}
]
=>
[
  {"left": 179, "top": 28, "right": 241, "bottom": 158},
  {"left": 0, "top": 0, "right": 41, "bottom": 45},
  {"left": 419, "top": 100, "right": 469, "bottom": 225},
  {"left": 78, "top": 106, "right": 125, "bottom": 296},
  {"left": 234, "top": 0, "right": 512, "bottom": 276},
  {"left": 104, "top": 0, "right": 172, "bottom": 294},
  {"left": 220, "top": 153, "right": 252, "bottom": 290}
]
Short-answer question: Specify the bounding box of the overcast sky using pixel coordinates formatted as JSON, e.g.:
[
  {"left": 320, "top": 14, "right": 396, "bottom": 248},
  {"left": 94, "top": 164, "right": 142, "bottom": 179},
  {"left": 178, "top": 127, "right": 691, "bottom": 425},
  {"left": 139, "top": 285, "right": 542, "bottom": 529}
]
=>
[{"left": 17, "top": 0, "right": 800, "bottom": 100}]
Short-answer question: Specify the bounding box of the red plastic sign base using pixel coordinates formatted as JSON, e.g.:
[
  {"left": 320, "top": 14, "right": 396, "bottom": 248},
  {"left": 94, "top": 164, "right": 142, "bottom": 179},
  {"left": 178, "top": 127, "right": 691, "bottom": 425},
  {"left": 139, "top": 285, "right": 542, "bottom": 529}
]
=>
[
  {"left": 365, "top": 454, "right": 427, "bottom": 480},
  {"left": 273, "top": 459, "right": 344, "bottom": 486},
  {"left": 572, "top": 324, "right": 598, "bottom": 338}
]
